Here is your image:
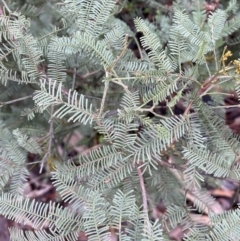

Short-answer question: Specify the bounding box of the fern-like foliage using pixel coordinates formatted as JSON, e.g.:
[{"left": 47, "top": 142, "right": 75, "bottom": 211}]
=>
[{"left": 1, "top": 0, "right": 240, "bottom": 240}]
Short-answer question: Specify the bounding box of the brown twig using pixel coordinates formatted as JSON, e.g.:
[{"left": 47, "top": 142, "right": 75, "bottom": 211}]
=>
[
  {"left": 137, "top": 165, "right": 148, "bottom": 214},
  {"left": 66, "top": 69, "right": 101, "bottom": 82},
  {"left": 0, "top": 94, "right": 33, "bottom": 106},
  {"left": 137, "top": 163, "right": 151, "bottom": 235},
  {"left": 40, "top": 105, "right": 54, "bottom": 173},
  {"left": 71, "top": 52, "right": 79, "bottom": 90},
  {"left": 99, "top": 71, "right": 109, "bottom": 117}
]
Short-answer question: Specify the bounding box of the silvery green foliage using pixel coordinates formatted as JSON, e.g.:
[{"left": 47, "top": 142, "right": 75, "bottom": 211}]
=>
[{"left": 1, "top": 0, "right": 240, "bottom": 240}]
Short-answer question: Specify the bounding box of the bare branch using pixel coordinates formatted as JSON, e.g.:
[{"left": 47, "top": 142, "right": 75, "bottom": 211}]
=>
[{"left": 137, "top": 163, "right": 151, "bottom": 235}]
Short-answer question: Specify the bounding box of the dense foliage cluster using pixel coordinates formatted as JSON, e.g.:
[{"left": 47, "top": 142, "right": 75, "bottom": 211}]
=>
[{"left": 1, "top": 0, "right": 240, "bottom": 240}]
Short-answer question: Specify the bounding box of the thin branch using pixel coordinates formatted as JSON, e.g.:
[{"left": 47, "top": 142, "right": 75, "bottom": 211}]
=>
[
  {"left": 133, "top": 36, "right": 143, "bottom": 60},
  {"left": 182, "top": 71, "right": 223, "bottom": 118},
  {"left": 206, "top": 92, "right": 234, "bottom": 97},
  {"left": 111, "top": 78, "right": 129, "bottom": 92},
  {"left": 81, "top": 69, "right": 101, "bottom": 79},
  {"left": 103, "top": 36, "right": 132, "bottom": 108},
  {"left": 1, "top": 0, "right": 11, "bottom": 13},
  {"left": 48, "top": 105, "right": 55, "bottom": 155},
  {"left": 137, "top": 164, "right": 151, "bottom": 235},
  {"left": 38, "top": 27, "right": 63, "bottom": 41},
  {"left": 230, "top": 185, "right": 240, "bottom": 209},
  {"left": 98, "top": 42, "right": 132, "bottom": 117},
  {"left": 66, "top": 69, "right": 101, "bottom": 80},
  {"left": 40, "top": 105, "right": 54, "bottom": 173},
  {"left": 37, "top": 132, "right": 51, "bottom": 143},
  {"left": 0, "top": 94, "right": 33, "bottom": 106},
  {"left": 114, "top": 0, "right": 128, "bottom": 14},
  {"left": 111, "top": 34, "right": 129, "bottom": 69},
  {"left": 71, "top": 52, "right": 79, "bottom": 90},
  {"left": 104, "top": 110, "right": 119, "bottom": 118},
  {"left": 99, "top": 74, "right": 109, "bottom": 117},
  {"left": 137, "top": 107, "right": 168, "bottom": 119},
  {"left": 204, "top": 58, "right": 212, "bottom": 77},
  {"left": 137, "top": 165, "right": 148, "bottom": 214},
  {"left": 183, "top": 100, "right": 193, "bottom": 117},
  {"left": 211, "top": 104, "right": 240, "bottom": 109}
]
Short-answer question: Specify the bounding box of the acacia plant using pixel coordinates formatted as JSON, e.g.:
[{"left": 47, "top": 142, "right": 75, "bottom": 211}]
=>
[{"left": 1, "top": 0, "right": 240, "bottom": 240}]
